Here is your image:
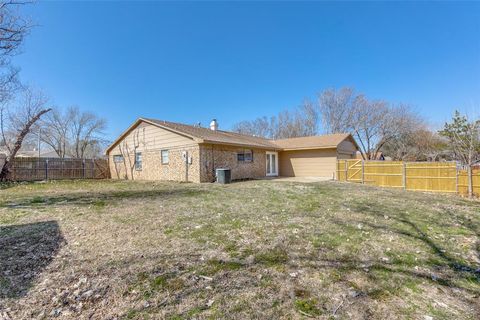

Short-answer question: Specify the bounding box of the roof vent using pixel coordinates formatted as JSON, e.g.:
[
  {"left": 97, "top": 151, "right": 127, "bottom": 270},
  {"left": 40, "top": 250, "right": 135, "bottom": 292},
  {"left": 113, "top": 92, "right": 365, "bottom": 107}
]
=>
[{"left": 210, "top": 119, "right": 218, "bottom": 131}]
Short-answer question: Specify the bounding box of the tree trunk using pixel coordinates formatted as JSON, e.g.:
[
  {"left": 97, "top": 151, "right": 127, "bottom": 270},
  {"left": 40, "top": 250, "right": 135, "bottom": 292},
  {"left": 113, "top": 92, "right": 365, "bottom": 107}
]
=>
[
  {"left": 467, "top": 165, "right": 473, "bottom": 198},
  {"left": 0, "top": 108, "right": 51, "bottom": 181}
]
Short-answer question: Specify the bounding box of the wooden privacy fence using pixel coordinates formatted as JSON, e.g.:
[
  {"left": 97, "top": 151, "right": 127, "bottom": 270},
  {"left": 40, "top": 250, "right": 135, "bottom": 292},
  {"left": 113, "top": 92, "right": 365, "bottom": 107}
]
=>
[
  {"left": 3, "top": 157, "right": 110, "bottom": 181},
  {"left": 336, "top": 159, "right": 480, "bottom": 197}
]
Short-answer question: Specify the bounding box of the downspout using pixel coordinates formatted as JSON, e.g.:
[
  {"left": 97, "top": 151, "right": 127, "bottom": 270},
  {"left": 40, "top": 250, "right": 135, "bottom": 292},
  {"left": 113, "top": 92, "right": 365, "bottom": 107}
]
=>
[{"left": 211, "top": 145, "right": 215, "bottom": 182}]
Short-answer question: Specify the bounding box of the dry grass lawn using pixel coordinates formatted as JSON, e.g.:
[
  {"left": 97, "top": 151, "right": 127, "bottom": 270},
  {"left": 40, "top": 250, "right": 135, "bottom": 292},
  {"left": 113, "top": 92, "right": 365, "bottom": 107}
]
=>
[{"left": 0, "top": 179, "right": 479, "bottom": 319}]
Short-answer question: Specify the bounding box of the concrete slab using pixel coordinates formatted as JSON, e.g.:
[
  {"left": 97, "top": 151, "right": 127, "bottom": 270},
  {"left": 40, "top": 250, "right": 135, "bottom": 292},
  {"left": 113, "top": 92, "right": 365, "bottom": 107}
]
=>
[{"left": 264, "top": 176, "right": 333, "bottom": 183}]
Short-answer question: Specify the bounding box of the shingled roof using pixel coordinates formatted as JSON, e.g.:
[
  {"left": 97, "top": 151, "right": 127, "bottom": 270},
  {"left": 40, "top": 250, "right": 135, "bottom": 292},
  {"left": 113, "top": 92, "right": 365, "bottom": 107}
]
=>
[
  {"left": 273, "top": 133, "right": 355, "bottom": 150},
  {"left": 143, "top": 118, "right": 278, "bottom": 149},
  {"left": 106, "top": 118, "right": 356, "bottom": 152}
]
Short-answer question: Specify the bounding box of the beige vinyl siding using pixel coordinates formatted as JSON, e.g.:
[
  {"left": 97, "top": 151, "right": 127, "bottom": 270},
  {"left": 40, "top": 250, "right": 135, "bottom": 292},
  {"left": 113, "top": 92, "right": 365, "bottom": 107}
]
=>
[
  {"left": 279, "top": 149, "right": 337, "bottom": 177},
  {"left": 108, "top": 121, "right": 196, "bottom": 155}
]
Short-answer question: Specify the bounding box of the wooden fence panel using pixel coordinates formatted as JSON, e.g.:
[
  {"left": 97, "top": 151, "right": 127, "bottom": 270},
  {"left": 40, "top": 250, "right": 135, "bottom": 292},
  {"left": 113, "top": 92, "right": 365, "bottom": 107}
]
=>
[
  {"left": 336, "top": 161, "right": 347, "bottom": 181},
  {"left": 458, "top": 169, "right": 480, "bottom": 197},
  {"left": 11, "top": 158, "right": 46, "bottom": 181},
  {"left": 337, "top": 159, "right": 477, "bottom": 197},
  {"left": 364, "top": 161, "right": 403, "bottom": 188},
  {"left": 473, "top": 169, "right": 480, "bottom": 197},
  {"left": 8, "top": 157, "right": 109, "bottom": 181},
  {"left": 405, "top": 162, "right": 457, "bottom": 193}
]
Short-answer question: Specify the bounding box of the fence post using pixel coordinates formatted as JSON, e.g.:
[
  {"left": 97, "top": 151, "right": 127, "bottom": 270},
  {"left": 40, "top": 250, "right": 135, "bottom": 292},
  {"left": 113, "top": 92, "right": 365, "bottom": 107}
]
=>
[
  {"left": 402, "top": 162, "right": 407, "bottom": 190},
  {"left": 45, "top": 159, "right": 49, "bottom": 180},
  {"left": 82, "top": 159, "right": 85, "bottom": 178},
  {"left": 345, "top": 160, "right": 348, "bottom": 182},
  {"left": 11, "top": 158, "right": 15, "bottom": 181},
  {"left": 361, "top": 160, "right": 365, "bottom": 184},
  {"left": 91, "top": 159, "right": 95, "bottom": 179}
]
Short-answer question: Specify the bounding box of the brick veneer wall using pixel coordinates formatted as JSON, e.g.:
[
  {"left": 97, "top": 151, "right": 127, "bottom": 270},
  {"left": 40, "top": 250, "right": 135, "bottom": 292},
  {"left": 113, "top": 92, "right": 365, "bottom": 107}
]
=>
[
  {"left": 109, "top": 144, "right": 201, "bottom": 183},
  {"left": 199, "top": 144, "right": 269, "bottom": 182},
  {"left": 109, "top": 143, "right": 273, "bottom": 183}
]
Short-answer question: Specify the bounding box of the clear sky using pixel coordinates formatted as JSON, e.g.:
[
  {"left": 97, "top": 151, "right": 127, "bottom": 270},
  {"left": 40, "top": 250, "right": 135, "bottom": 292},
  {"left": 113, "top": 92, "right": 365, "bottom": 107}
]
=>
[{"left": 14, "top": 1, "right": 480, "bottom": 140}]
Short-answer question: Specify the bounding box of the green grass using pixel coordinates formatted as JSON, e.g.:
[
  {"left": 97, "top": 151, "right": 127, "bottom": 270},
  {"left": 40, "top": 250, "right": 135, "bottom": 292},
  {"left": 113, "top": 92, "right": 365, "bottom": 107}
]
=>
[
  {"left": 0, "top": 179, "right": 478, "bottom": 319},
  {"left": 294, "top": 298, "right": 323, "bottom": 316},
  {"left": 200, "top": 259, "right": 244, "bottom": 276},
  {"left": 254, "top": 247, "right": 289, "bottom": 267}
]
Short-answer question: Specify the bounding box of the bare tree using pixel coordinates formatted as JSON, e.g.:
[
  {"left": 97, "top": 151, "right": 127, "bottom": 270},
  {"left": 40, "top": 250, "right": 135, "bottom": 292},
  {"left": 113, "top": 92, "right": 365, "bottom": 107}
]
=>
[
  {"left": 235, "top": 86, "right": 423, "bottom": 158},
  {"left": 0, "top": 2, "right": 55, "bottom": 180},
  {"left": 271, "top": 100, "right": 319, "bottom": 139},
  {"left": 317, "top": 87, "right": 423, "bottom": 160},
  {"left": 117, "top": 141, "right": 131, "bottom": 179},
  {"left": 69, "top": 106, "right": 107, "bottom": 159},
  {"left": 40, "top": 107, "right": 73, "bottom": 158},
  {"left": 318, "top": 87, "right": 359, "bottom": 134},
  {"left": 301, "top": 99, "right": 319, "bottom": 136},
  {"left": 349, "top": 98, "right": 387, "bottom": 159},
  {"left": 0, "top": 87, "right": 51, "bottom": 180},
  {"left": 232, "top": 116, "right": 271, "bottom": 138},
  {"left": 415, "top": 130, "right": 450, "bottom": 161},
  {"left": 351, "top": 101, "right": 423, "bottom": 160},
  {"left": 115, "top": 128, "right": 141, "bottom": 180},
  {"left": 381, "top": 128, "right": 448, "bottom": 161},
  {"left": 0, "top": 1, "right": 32, "bottom": 103},
  {"left": 40, "top": 106, "right": 107, "bottom": 159},
  {"left": 232, "top": 100, "right": 319, "bottom": 139}
]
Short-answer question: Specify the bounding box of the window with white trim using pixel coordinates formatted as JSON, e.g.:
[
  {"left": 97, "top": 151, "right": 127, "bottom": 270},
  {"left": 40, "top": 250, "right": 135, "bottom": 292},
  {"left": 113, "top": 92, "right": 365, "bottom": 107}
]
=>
[
  {"left": 113, "top": 155, "right": 123, "bottom": 163},
  {"left": 161, "top": 150, "right": 169, "bottom": 164},
  {"left": 135, "top": 152, "right": 142, "bottom": 170},
  {"left": 237, "top": 149, "right": 253, "bottom": 163}
]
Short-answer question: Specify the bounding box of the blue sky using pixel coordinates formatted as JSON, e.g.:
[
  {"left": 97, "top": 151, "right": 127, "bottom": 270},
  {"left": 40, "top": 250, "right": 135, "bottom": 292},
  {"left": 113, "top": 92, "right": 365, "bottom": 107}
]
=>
[{"left": 15, "top": 1, "right": 480, "bottom": 140}]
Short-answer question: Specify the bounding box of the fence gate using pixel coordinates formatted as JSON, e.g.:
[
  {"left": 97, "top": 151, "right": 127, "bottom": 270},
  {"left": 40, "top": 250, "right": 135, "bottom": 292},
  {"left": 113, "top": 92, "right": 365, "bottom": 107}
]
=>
[{"left": 346, "top": 160, "right": 363, "bottom": 183}]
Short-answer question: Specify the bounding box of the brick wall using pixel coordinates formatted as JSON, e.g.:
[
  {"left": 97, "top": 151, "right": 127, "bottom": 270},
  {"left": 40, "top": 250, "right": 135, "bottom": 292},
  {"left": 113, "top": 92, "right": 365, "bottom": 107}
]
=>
[
  {"left": 109, "top": 142, "right": 272, "bottom": 183},
  {"left": 109, "top": 144, "right": 201, "bottom": 183},
  {"left": 199, "top": 144, "right": 268, "bottom": 182}
]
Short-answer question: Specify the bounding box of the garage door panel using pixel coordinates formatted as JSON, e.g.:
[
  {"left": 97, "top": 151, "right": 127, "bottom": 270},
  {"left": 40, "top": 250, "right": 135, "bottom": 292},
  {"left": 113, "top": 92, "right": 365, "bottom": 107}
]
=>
[{"left": 279, "top": 150, "right": 337, "bottom": 177}]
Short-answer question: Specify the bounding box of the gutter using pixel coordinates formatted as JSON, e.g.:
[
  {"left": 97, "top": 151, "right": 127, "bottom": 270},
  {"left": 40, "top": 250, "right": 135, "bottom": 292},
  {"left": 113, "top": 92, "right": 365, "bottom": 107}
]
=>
[
  {"left": 278, "top": 146, "right": 338, "bottom": 151},
  {"left": 200, "top": 140, "right": 281, "bottom": 151}
]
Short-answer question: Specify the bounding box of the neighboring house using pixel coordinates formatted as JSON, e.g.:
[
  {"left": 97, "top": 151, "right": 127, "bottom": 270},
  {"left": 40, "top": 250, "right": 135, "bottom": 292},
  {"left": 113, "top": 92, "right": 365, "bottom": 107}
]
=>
[
  {"left": 105, "top": 118, "right": 359, "bottom": 183},
  {"left": 472, "top": 160, "right": 480, "bottom": 170},
  {"left": 0, "top": 147, "right": 64, "bottom": 158},
  {"left": 37, "top": 150, "right": 65, "bottom": 158},
  {"left": 0, "top": 148, "right": 40, "bottom": 158}
]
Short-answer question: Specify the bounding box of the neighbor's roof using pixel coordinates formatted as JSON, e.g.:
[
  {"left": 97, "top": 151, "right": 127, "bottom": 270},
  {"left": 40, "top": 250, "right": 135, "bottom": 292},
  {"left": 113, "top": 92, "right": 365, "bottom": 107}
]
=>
[
  {"left": 0, "top": 148, "right": 65, "bottom": 158},
  {"left": 273, "top": 133, "right": 356, "bottom": 150},
  {"left": 105, "top": 118, "right": 357, "bottom": 153}
]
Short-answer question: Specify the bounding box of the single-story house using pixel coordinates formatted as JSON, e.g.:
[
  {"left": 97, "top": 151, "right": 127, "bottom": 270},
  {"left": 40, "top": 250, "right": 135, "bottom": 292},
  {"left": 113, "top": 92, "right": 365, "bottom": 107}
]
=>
[
  {"left": 0, "top": 147, "right": 65, "bottom": 158},
  {"left": 105, "top": 118, "right": 359, "bottom": 183}
]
